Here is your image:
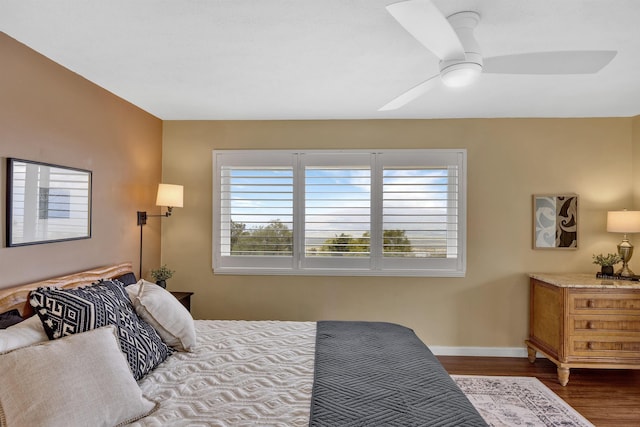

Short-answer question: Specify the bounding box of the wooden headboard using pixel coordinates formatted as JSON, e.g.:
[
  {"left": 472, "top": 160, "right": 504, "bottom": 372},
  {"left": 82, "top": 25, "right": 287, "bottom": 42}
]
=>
[{"left": 0, "top": 262, "right": 133, "bottom": 317}]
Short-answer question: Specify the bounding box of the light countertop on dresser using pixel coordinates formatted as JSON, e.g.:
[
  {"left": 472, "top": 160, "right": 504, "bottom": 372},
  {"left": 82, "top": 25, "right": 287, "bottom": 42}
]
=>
[{"left": 529, "top": 273, "right": 640, "bottom": 289}]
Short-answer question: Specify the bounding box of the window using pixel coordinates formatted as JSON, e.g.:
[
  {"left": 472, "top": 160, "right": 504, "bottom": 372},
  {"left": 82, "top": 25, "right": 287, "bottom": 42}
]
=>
[{"left": 213, "top": 149, "right": 466, "bottom": 277}]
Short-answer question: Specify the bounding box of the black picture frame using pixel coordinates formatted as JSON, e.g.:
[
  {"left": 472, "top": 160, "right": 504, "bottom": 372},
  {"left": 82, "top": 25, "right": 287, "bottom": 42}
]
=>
[{"left": 6, "top": 158, "right": 92, "bottom": 247}]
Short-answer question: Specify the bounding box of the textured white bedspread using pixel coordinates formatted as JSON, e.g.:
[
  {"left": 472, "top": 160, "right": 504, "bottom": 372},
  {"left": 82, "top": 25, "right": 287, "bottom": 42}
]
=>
[{"left": 128, "top": 320, "right": 317, "bottom": 427}]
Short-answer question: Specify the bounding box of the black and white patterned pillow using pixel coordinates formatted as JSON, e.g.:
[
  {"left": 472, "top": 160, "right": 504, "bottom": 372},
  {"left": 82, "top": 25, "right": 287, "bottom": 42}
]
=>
[{"left": 29, "top": 279, "right": 171, "bottom": 380}]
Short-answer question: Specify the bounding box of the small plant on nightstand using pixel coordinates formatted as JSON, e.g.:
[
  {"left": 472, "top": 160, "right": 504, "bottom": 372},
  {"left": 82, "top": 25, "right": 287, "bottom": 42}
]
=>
[
  {"left": 592, "top": 253, "right": 622, "bottom": 275},
  {"left": 150, "top": 264, "right": 174, "bottom": 289}
]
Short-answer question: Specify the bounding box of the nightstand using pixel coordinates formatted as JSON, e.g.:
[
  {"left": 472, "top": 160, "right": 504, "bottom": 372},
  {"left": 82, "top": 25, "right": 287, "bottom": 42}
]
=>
[{"left": 170, "top": 291, "right": 193, "bottom": 312}]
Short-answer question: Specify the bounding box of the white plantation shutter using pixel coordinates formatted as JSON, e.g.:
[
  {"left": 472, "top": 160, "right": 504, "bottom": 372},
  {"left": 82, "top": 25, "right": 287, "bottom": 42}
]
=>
[
  {"left": 301, "top": 152, "right": 372, "bottom": 270},
  {"left": 213, "top": 150, "right": 466, "bottom": 276},
  {"left": 214, "top": 152, "right": 295, "bottom": 270},
  {"left": 377, "top": 151, "right": 465, "bottom": 274},
  {"left": 382, "top": 167, "right": 456, "bottom": 258},
  {"left": 220, "top": 167, "right": 293, "bottom": 256}
]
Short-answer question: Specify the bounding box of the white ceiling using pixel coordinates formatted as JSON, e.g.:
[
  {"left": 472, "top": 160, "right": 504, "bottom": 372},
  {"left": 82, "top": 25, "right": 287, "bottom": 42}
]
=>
[{"left": 2, "top": 0, "right": 640, "bottom": 120}]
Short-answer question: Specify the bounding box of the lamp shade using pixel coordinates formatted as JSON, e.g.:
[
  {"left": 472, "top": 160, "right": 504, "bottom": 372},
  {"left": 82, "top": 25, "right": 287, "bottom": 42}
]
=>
[
  {"left": 607, "top": 210, "right": 640, "bottom": 233},
  {"left": 155, "top": 183, "right": 183, "bottom": 208}
]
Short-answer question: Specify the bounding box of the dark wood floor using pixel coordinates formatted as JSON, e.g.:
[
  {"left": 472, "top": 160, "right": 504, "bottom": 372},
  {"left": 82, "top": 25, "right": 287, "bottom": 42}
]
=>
[{"left": 438, "top": 356, "right": 640, "bottom": 426}]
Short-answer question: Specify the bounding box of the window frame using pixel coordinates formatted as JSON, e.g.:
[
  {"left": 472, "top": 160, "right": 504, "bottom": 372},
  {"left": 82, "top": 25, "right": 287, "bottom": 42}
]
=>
[{"left": 212, "top": 149, "right": 466, "bottom": 277}]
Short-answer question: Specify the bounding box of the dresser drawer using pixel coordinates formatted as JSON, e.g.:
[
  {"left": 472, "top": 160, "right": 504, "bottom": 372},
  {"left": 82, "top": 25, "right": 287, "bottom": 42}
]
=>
[
  {"left": 568, "top": 335, "right": 640, "bottom": 359},
  {"left": 569, "top": 291, "right": 640, "bottom": 315},
  {"left": 570, "top": 315, "right": 640, "bottom": 335}
]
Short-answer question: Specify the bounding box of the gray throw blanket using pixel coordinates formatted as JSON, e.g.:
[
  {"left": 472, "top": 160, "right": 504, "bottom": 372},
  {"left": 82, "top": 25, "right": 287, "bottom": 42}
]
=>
[{"left": 309, "top": 321, "right": 488, "bottom": 427}]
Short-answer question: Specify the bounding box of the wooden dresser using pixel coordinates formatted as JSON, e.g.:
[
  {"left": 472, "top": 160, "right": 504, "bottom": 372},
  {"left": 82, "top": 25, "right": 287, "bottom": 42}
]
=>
[{"left": 527, "top": 273, "right": 640, "bottom": 385}]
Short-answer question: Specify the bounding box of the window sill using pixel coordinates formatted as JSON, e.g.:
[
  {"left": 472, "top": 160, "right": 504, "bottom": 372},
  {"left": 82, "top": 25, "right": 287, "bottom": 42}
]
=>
[{"left": 212, "top": 267, "right": 465, "bottom": 278}]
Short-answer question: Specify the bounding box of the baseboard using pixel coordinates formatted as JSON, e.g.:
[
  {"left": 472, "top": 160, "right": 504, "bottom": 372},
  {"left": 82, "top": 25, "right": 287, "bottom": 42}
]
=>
[{"left": 430, "top": 346, "right": 530, "bottom": 358}]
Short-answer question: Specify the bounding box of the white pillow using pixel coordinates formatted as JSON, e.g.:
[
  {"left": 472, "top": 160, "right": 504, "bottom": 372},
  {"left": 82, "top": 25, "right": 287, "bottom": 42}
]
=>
[
  {"left": 0, "top": 314, "right": 48, "bottom": 352},
  {"left": 0, "top": 325, "right": 157, "bottom": 427},
  {"left": 127, "top": 280, "right": 196, "bottom": 351}
]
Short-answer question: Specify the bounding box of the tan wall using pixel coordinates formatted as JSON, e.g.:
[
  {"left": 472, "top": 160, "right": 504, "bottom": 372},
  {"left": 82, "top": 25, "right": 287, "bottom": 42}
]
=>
[
  {"left": 0, "top": 33, "right": 163, "bottom": 288},
  {"left": 162, "top": 118, "right": 634, "bottom": 348}
]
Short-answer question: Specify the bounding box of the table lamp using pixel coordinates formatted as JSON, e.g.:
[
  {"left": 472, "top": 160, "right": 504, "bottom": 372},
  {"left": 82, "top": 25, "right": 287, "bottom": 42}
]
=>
[{"left": 606, "top": 210, "right": 640, "bottom": 277}]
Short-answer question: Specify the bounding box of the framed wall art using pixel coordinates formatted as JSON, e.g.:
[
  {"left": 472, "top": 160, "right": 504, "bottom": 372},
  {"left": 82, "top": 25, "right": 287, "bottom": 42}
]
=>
[
  {"left": 532, "top": 193, "right": 578, "bottom": 250},
  {"left": 6, "top": 158, "right": 92, "bottom": 247}
]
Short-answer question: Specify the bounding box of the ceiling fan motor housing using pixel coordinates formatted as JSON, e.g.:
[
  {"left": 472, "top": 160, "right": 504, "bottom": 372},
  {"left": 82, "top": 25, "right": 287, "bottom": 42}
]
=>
[{"left": 439, "top": 11, "right": 483, "bottom": 87}]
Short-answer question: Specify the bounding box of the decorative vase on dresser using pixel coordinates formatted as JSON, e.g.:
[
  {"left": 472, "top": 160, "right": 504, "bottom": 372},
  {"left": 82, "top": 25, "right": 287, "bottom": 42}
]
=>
[
  {"left": 526, "top": 273, "right": 640, "bottom": 386},
  {"left": 601, "top": 265, "right": 614, "bottom": 276}
]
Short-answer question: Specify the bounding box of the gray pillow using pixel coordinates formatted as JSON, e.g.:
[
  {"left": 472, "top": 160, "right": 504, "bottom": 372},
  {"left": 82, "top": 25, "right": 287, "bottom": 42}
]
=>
[
  {"left": 0, "top": 309, "right": 23, "bottom": 329},
  {"left": 115, "top": 272, "right": 138, "bottom": 286}
]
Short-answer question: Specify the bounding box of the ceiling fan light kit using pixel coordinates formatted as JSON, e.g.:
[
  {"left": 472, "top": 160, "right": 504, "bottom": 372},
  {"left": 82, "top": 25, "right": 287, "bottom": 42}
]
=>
[
  {"left": 440, "top": 62, "right": 481, "bottom": 88},
  {"left": 380, "top": 0, "right": 617, "bottom": 111}
]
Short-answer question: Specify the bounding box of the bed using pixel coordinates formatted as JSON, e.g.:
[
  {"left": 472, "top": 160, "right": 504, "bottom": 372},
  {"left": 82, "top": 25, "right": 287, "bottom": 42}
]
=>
[{"left": 0, "top": 263, "right": 487, "bottom": 427}]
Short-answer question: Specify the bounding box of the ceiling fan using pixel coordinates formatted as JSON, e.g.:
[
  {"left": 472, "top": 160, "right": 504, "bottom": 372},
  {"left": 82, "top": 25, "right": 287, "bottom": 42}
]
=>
[{"left": 379, "top": 0, "right": 617, "bottom": 111}]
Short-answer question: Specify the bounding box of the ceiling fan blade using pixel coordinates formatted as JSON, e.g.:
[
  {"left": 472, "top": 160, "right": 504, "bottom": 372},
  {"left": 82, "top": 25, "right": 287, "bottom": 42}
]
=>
[
  {"left": 379, "top": 74, "right": 440, "bottom": 111},
  {"left": 483, "top": 51, "right": 617, "bottom": 75},
  {"left": 386, "top": 0, "right": 465, "bottom": 61}
]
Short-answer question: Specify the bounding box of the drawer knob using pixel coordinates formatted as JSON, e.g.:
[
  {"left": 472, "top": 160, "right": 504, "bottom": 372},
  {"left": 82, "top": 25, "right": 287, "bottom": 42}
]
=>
[
  {"left": 587, "top": 342, "right": 594, "bottom": 350},
  {"left": 586, "top": 321, "right": 594, "bottom": 329},
  {"left": 586, "top": 299, "right": 595, "bottom": 308}
]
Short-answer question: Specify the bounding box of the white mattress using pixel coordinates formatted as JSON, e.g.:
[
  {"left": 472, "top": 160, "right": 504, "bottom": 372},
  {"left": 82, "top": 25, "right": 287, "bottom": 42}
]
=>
[{"left": 128, "top": 320, "right": 317, "bottom": 427}]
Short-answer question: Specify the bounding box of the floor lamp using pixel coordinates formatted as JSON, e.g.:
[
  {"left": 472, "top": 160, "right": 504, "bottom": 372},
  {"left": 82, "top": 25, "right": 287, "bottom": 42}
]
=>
[
  {"left": 607, "top": 210, "right": 640, "bottom": 277},
  {"left": 137, "top": 183, "right": 184, "bottom": 279}
]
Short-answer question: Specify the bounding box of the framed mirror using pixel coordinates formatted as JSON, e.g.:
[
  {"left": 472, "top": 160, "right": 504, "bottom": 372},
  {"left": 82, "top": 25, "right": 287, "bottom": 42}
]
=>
[{"left": 7, "top": 158, "right": 92, "bottom": 247}]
